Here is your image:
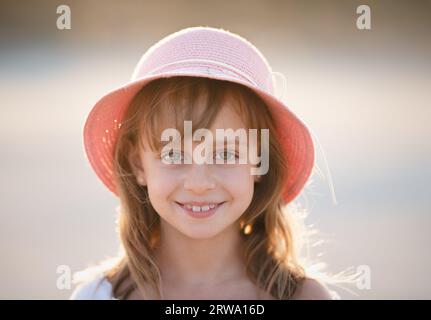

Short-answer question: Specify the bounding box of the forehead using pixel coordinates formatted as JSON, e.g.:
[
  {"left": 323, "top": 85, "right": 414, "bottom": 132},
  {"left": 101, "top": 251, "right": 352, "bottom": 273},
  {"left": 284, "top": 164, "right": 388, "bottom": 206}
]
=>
[
  {"left": 210, "top": 102, "right": 247, "bottom": 131},
  {"left": 157, "top": 95, "right": 247, "bottom": 132}
]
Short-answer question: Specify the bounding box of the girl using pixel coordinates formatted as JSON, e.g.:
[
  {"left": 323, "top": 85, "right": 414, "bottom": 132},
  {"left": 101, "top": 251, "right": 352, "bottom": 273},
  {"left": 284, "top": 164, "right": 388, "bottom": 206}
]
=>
[{"left": 71, "top": 26, "right": 339, "bottom": 300}]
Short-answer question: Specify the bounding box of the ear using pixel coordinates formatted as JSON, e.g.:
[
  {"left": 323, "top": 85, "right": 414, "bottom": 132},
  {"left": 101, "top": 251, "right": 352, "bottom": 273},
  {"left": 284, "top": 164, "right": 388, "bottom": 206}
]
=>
[{"left": 128, "top": 148, "right": 147, "bottom": 186}]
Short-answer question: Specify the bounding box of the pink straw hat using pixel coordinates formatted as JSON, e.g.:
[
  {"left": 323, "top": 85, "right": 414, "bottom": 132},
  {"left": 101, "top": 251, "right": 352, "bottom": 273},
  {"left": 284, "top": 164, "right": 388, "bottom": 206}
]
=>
[{"left": 83, "top": 26, "right": 315, "bottom": 204}]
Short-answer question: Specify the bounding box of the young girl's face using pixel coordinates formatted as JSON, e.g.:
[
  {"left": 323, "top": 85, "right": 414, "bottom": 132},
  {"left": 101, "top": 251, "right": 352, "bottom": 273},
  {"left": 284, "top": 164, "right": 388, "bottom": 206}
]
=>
[{"left": 135, "top": 101, "right": 258, "bottom": 239}]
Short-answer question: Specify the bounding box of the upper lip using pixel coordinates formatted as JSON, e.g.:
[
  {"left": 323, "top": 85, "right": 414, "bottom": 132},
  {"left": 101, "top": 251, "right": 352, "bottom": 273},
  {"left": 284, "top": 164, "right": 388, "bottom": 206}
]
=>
[{"left": 175, "top": 201, "right": 225, "bottom": 206}]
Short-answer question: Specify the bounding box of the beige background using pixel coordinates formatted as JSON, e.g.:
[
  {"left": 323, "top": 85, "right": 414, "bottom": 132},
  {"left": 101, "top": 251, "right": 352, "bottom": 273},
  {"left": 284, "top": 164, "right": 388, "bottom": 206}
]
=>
[{"left": 0, "top": 0, "right": 430, "bottom": 299}]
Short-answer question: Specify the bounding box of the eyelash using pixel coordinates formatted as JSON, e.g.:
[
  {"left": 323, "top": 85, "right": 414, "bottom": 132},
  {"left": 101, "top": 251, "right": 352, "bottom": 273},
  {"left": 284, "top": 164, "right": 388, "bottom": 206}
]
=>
[{"left": 160, "top": 150, "right": 239, "bottom": 164}]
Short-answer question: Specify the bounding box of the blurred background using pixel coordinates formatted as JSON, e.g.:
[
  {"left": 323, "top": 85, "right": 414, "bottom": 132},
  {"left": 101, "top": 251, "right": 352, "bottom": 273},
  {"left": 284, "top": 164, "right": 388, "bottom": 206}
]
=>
[{"left": 0, "top": 0, "right": 430, "bottom": 299}]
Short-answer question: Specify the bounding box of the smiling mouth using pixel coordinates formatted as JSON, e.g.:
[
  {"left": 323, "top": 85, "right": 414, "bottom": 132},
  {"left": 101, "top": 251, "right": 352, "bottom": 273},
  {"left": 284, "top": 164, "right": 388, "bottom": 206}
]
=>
[{"left": 175, "top": 201, "right": 226, "bottom": 213}]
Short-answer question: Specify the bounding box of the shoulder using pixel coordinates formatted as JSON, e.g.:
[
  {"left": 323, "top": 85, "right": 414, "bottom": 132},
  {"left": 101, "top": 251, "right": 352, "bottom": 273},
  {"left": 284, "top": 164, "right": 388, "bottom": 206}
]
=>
[
  {"left": 69, "top": 274, "right": 115, "bottom": 300},
  {"left": 291, "top": 278, "right": 340, "bottom": 300},
  {"left": 69, "top": 258, "right": 122, "bottom": 300}
]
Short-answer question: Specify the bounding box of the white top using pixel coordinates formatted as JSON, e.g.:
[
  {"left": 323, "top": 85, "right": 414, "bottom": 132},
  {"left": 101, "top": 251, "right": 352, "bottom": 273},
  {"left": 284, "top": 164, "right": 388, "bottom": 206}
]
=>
[
  {"left": 69, "top": 274, "right": 341, "bottom": 300},
  {"left": 69, "top": 275, "right": 117, "bottom": 300}
]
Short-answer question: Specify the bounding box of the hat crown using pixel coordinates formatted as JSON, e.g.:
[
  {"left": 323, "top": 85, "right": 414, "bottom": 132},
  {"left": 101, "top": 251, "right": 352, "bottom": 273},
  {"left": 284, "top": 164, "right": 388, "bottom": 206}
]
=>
[{"left": 131, "top": 27, "right": 274, "bottom": 93}]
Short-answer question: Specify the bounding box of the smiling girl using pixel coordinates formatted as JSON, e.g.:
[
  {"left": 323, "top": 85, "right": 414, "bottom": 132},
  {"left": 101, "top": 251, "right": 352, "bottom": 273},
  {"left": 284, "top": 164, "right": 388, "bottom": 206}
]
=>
[{"left": 71, "top": 27, "right": 338, "bottom": 300}]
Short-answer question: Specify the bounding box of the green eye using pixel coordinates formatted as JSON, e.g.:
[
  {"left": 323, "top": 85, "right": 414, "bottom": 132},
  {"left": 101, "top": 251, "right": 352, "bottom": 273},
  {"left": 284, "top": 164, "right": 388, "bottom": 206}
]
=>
[
  {"left": 161, "top": 150, "right": 184, "bottom": 164},
  {"left": 215, "top": 150, "right": 238, "bottom": 162}
]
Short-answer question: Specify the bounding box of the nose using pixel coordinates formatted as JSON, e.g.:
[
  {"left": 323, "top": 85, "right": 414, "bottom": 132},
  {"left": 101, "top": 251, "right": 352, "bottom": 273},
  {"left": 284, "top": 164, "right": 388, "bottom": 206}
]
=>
[{"left": 183, "top": 163, "right": 216, "bottom": 193}]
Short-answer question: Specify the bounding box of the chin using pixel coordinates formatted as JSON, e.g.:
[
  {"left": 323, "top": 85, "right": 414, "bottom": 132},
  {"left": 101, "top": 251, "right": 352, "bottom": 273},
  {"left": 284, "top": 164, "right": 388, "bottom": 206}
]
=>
[{"left": 180, "top": 226, "right": 225, "bottom": 240}]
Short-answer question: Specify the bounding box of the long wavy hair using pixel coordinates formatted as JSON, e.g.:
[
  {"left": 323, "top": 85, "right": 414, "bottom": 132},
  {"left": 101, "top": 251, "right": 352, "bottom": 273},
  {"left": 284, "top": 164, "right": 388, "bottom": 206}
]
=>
[{"left": 100, "top": 76, "right": 310, "bottom": 299}]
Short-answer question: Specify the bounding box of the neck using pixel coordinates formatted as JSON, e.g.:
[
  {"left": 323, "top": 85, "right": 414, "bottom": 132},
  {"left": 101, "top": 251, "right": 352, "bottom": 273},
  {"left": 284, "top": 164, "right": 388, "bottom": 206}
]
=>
[{"left": 154, "top": 219, "right": 247, "bottom": 287}]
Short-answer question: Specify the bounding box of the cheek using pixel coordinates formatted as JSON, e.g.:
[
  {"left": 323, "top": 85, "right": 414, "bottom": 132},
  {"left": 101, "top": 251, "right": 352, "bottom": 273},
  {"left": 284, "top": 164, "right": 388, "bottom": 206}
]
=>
[
  {"left": 145, "top": 168, "right": 181, "bottom": 210},
  {"left": 217, "top": 166, "right": 255, "bottom": 204}
]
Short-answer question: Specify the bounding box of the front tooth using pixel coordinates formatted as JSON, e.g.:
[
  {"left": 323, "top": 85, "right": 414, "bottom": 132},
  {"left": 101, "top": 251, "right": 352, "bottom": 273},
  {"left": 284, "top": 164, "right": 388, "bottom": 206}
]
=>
[
  {"left": 192, "top": 206, "right": 201, "bottom": 212},
  {"left": 201, "top": 205, "right": 210, "bottom": 211}
]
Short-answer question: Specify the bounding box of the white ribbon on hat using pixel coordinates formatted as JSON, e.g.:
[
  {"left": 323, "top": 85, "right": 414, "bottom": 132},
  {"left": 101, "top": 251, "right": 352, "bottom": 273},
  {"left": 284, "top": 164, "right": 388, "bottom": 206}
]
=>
[{"left": 270, "top": 71, "right": 288, "bottom": 101}]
